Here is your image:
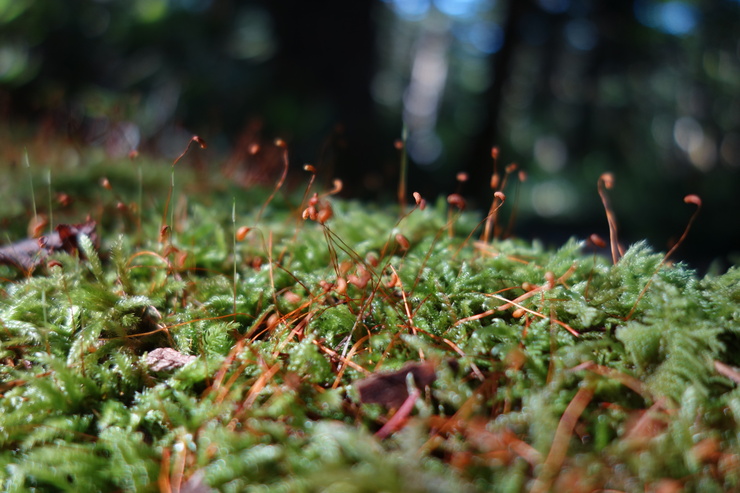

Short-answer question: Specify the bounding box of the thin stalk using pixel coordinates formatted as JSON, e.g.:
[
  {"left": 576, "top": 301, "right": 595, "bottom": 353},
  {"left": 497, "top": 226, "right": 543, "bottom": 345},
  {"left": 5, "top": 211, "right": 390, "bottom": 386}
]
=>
[
  {"left": 625, "top": 195, "right": 702, "bottom": 320},
  {"left": 232, "top": 198, "right": 238, "bottom": 323},
  {"left": 47, "top": 168, "right": 53, "bottom": 233},
  {"left": 137, "top": 164, "right": 143, "bottom": 240},
  {"left": 397, "top": 124, "right": 408, "bottom": 215},
  {"left": 170, "top": 167, "right": 175, "bottom": 241},
  {"left": 255, "top": 139, "right": 289, "bottom": 224},
  {"left": 24, "top": 149, "right": 37, "bottom": 223},
  {"left": 42, "top": 290, "right": 50, "bottom": 354},
  {"left": 161, "top": 136, "right": 206, "bottom": 243},
  {"left": 597, "top": 173, "right": 622, "bottom": 264}
]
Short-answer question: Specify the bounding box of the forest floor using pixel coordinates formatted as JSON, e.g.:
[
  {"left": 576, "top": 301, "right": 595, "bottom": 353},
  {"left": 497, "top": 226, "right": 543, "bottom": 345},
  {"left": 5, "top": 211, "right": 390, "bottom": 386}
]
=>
[{"left": 0, "top": 136, "right": 739, "bottom": 492}]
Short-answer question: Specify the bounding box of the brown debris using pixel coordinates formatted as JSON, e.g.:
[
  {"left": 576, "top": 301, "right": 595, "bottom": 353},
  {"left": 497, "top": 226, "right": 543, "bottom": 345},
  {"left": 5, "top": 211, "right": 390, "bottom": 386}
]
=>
[
  {"left": 0, "top": 220, "right": 98, "bottom": 272},
  {"left": 356, "top": 361, "right": 436, "bottom": 409}
]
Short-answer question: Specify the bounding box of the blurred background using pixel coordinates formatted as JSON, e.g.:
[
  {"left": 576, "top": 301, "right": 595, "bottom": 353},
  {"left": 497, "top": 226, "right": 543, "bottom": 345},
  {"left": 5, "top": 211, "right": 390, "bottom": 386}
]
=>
[{"left": 1, "top": 0, "right": 738, "bottom": 270}]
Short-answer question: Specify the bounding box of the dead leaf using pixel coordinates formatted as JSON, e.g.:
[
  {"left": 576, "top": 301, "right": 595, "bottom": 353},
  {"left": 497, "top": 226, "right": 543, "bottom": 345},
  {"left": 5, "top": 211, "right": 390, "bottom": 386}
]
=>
[
  {"left": 356, "top": 361, "right": 436, "bottom": 409},
  {"left": 0, "top": 220, "right": 98, "bottom": 271}
]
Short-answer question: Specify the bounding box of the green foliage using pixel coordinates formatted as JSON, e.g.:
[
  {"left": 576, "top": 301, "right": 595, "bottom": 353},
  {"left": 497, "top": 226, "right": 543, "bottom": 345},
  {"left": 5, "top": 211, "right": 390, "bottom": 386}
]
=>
[{"left": 0, "top": 162, "right": 738, "bottom": 492}]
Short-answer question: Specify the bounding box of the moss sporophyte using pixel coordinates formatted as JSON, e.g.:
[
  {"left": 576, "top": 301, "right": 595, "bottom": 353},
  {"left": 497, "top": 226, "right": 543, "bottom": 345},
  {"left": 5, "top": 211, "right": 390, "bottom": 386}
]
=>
[{"left": 0, "top": 140, "right": 738, "bottom": 492}]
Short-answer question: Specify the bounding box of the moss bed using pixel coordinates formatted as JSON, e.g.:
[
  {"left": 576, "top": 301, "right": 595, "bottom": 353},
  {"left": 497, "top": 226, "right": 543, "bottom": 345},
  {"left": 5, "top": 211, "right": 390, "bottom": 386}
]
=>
[{"left": 0, "top": 146, "right": 739, "bottom": 492}]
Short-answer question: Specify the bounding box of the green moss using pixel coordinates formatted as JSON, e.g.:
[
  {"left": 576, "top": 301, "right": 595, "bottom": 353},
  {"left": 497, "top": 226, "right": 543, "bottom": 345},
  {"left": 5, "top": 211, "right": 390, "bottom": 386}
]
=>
[{"left": 0, "top": 156, "right": 738, "bottom": 492}]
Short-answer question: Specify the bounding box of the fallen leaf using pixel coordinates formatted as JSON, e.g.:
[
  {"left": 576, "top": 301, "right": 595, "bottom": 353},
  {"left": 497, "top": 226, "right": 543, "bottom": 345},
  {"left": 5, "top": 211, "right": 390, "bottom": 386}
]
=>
[
  {"left": 356, "top": 361, "right": 436, "bottom": 408},
  {"left": 0, "top": 220, "right": 98, "bottom": 271}
]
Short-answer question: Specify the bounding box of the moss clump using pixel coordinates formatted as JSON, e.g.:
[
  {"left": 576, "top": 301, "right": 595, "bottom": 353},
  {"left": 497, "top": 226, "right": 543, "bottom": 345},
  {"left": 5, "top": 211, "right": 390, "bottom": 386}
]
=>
[{"left": 0, "top": 157, "right": 738, "bottom": 492}]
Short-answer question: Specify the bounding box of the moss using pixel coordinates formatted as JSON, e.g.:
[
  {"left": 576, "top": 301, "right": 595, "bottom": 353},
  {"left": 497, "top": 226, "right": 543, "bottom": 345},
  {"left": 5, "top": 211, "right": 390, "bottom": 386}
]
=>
[{"left": 0, "top": 156, "right": 738, "bottom": 492}]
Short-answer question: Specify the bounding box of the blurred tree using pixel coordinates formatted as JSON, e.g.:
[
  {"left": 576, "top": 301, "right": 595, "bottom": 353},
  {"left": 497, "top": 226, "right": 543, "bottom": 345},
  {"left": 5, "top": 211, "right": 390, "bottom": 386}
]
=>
[
  {"left": 0, "top": 0, "right": 738, "bottom": 267},
  {"left": 261, "top": 0, "right": 384, "bottom": 194},
  {"left": 375, "top": 0, "right": 739, "bottom": 268}
]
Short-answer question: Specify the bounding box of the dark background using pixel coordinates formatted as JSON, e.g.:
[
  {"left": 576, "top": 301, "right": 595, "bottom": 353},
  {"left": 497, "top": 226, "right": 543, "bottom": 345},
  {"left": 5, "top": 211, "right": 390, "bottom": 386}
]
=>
[{"left": 1, "top": 0, "right": 738, "bottom": 270}]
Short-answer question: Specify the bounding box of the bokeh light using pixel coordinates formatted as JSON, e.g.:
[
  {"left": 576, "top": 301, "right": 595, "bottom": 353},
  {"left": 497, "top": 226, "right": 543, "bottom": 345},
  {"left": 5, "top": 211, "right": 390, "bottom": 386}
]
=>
[
  {"left": 634, "top": 0, "right": 699, "bottom": 36},
  {"left": 228, "top": 7, "right": 276, "bottom": 62},
  {"left": 384, "top": 0, "right": 431, "bottom": 21}
]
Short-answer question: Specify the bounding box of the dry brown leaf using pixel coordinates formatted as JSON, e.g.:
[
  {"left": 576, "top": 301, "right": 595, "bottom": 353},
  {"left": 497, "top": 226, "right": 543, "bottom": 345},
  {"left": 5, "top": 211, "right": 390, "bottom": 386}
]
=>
[{"left": 356, "top": 361, "right": 436, "bottom": 409}]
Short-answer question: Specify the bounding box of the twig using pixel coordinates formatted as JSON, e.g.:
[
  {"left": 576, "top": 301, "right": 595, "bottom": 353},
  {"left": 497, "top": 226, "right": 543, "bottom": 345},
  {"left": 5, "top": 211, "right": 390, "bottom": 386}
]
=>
[
  {"left": 597, "top": 173, "right": 622, "bottom": 264},
  {"left": 530, "top": 386, "right": 594, "bottom": 493}
]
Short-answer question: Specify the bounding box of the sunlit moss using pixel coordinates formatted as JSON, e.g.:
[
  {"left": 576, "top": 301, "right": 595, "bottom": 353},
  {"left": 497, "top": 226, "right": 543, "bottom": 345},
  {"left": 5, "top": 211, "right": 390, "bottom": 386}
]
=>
[{"left": 0, "top": 162, "right": 738, "bottom": 492}]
